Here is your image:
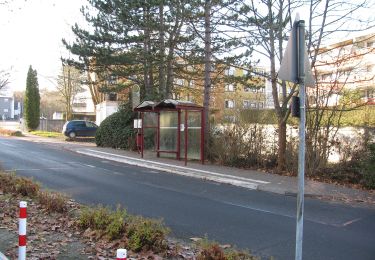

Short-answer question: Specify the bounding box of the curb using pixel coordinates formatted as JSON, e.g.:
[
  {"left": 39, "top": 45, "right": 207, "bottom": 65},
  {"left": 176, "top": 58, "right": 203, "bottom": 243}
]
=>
[{"left": 77, "top": 148, "right": 270, "bottom": 190}]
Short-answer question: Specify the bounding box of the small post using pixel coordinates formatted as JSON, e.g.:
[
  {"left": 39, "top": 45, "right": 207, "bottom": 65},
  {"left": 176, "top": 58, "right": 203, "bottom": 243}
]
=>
[
  {"left": 116, "top": 249, "right": 127, "bottom": 260},
  {"left": 18, "top": 201, "right": 27, "bottom": 260}
]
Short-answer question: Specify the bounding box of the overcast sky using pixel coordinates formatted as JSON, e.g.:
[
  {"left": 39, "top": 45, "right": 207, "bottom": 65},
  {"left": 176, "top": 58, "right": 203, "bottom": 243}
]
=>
[
  {"left": 1, "top": 0, "right": 374, "bottom": 93},
  {"left": 0, "top": 0, "right": 86, "bottom": 92}
]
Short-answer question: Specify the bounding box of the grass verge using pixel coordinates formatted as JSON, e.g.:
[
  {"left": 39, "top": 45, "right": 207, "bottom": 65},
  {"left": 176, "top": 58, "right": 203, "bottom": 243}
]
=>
[
  {"left": 29, "top": 130, "right": 63, "bottom": 138},
  {"left": 0, "top": 171, "right": 262, "bottom": 259}
]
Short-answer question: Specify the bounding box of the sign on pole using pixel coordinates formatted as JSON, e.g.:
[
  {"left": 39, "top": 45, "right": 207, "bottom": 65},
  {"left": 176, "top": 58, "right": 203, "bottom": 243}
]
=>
[
  {"left": 278, "top": 14, "right": 315, "bottom": 87},
  {"left": 278, "top": 13, "right": 315, "bottom": 260}
]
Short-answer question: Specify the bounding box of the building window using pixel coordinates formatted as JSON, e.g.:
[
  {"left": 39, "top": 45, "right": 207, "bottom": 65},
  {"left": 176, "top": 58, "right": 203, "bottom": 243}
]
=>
[
  {"left": 243, "top": 100, "right": 250, "bottom": 108},
  {"left": 225, "top": 66, "right": 235, "bottom": 76},
  {"left": 175, "top": 78, "right": 184, "bottom": 86},
  {"left": 225, "top": 84, "right": 234, "bottom": 92},
  {"left": 189, "top": 80, "right": 195, "bottom": 87},
  {"left": 108, "top": 75, "right": 118, "bottom": 85},
  {"left": 4, "top": 98, "right": 8, "bottom": 102},
  {"left": 250, "top": 102, "right": 257, "bottom": 108},
  {"left": 224, "top": 115, "right": 236, "bottom": 122},
  {"left": 258, "top": 87, "right": 265, "bottom": 93},
  {"left": 225, "top": 99, "right": 235, "bottom": 108},
  {"left": 258, "top": 102, "right": 264, "bottom": 109}
]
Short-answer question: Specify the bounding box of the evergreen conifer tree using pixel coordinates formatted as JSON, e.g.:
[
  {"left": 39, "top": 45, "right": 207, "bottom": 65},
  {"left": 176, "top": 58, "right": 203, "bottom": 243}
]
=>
[{"left": 24, "top": 65, "right": 40, "bottom": 130}]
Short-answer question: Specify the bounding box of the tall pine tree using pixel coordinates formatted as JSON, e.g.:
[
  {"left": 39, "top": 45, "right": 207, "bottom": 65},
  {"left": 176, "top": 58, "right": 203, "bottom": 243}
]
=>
[{"left": 24, "top": 65, "right": 40, "bottom": 130}]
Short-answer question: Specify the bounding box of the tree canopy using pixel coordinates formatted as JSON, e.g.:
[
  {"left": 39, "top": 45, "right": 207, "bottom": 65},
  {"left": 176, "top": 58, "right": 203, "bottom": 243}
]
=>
[{"left": 24, "top": 66, "right": 40, "bottom": 130}]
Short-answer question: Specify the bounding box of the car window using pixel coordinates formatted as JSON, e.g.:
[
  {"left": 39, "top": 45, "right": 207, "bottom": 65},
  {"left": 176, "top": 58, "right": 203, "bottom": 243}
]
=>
[
  {"left": 86, "top": 121, "right": 97, "bottom": 128},
  {"left": 73, "top": 121, "right": 86, "bottom": 127}
]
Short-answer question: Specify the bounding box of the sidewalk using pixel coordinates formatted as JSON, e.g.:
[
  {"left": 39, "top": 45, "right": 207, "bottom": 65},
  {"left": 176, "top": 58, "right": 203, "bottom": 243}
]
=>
[
  {"left": 14, "top": 133, "right": 375, "bottom": 207},
  {"left": 70, "top": 144, "right": 375, "bottom": 207}
]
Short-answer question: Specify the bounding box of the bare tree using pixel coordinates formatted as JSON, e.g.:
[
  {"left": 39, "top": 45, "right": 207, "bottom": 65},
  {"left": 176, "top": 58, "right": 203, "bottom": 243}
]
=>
[
  {"left": 231, "top": 0, "right": 375, "bottom": 172},
  {"left": 0, "top": 70, "right": 10, "bottom": 90},
  {"left": 57, "top": 64, "right": 85, "bottom": 121}
]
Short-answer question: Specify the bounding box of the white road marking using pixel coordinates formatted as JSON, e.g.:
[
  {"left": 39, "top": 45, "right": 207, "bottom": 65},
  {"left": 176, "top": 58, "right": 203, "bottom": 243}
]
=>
[{"left": 83, "top": 164, "right": 96, "bottom": 168}]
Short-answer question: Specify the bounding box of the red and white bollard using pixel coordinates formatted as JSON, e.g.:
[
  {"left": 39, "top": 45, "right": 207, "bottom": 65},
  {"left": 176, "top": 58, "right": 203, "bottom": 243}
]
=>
[
  {"left": 116, "top": 249, "right": 127, "bottom": 260},
  {"left": 18, "top": 201, "right": 27, "bottom": 260}
]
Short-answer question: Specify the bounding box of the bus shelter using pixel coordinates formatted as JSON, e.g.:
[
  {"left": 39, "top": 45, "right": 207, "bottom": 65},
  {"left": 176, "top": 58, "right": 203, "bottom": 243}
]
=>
[{"left": 134, "top": 99, "right": 204, "bottom": 165}]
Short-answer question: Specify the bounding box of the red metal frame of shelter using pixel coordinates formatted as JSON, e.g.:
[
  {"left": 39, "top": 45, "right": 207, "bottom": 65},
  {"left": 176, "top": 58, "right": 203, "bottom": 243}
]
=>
[{"left": 134, "top": 99, "right": 204, "bottom": 165}]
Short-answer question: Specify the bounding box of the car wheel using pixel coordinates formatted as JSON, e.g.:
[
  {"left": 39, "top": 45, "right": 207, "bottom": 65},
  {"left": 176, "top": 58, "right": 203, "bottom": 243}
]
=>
[{"left": 69, "top": 131, "right": 76, "bottom": 139}]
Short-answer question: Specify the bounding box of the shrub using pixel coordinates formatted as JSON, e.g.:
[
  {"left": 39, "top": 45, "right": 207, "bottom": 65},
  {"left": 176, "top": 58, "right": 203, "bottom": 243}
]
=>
[
  {"left": 197, "top": 243, "right": 226, "bottom": 260},
  {"left": 77, "top": 205, "right": 128, "bottom": 240},
  {"left": 361, "top": 143, "right": 375, "bottom": 189},
  {"left": 126, "top": 216, "right": 170, "bottom": 253},
  {"left": 208, "top": 124, "right": 277, "bottom": 169},
  {"left": 95, "top": 102, "right": 136, "bottom": 149},
  {"left": 38, "top": 191, "right": 68, "bottom": 213},
  {"left": 0, "top": 172, "right": 18, "bottom": 193},
  {"left": 0, "top": 128, "right": 23, "bottom": 137},
  {"left": 105, "top": 207, "right": 127, "bottom": 239},
  {"left": 195, "top": 237, "right": 259, "bottom": 260},
  {"left": 15, "top": 177, "right": 40, "bottom": 197}
]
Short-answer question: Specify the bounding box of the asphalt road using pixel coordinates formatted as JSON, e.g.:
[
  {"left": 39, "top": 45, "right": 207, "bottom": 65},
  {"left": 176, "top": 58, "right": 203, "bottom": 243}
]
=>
[{"left": 0, "top": 137, "right": 374, "bottom": 260}]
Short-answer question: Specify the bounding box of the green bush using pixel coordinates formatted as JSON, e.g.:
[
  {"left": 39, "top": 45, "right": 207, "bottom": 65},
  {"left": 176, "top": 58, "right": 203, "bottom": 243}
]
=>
[
  {"left": 361, "top": 143, "right": 375, "bottom": 189},
  {"left": 127, "top": 216, "right": 170, "bottom": 253},
  {"left": 195, "top": 237, "right": 260, "bottom": 260},
  {"left": 95, "top": 102, "right": 136, "bottom": 149}
]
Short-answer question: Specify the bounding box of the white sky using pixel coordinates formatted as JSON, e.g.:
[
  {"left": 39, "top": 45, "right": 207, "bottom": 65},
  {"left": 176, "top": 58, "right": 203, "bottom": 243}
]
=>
[
  {"left": 1, "top": 0, "right": 373, "bottom": 93},
  {"left": 0, "top": 0, "right": 86, "bottom": 92}
]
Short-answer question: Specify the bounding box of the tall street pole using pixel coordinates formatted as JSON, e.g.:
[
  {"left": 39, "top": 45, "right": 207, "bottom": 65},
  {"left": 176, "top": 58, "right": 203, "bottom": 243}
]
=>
[{"left": 295, "top": 19, "right": 306, "bottom": 260}]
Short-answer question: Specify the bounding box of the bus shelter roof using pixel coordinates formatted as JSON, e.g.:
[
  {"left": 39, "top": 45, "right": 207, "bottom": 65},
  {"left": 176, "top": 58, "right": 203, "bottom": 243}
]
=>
[{"left": 134, "top": 99, "right": 203, "bottom": 112}]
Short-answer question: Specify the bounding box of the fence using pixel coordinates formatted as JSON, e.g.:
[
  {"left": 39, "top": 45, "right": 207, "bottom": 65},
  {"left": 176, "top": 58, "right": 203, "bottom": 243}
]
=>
[{"left": 20, "top": 119, "right": 66, "bottom": 133}]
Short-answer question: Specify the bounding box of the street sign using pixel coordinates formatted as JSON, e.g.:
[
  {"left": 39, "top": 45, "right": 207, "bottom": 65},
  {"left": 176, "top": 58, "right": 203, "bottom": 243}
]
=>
[{"left": 278, "top": 15, "right": 315, "bottom": 87}]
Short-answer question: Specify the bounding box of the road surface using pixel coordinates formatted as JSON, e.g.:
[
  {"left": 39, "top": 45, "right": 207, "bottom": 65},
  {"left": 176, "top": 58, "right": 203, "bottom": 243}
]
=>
[{"left": 0, "top": 137, "right": 374, "bottom": 259}]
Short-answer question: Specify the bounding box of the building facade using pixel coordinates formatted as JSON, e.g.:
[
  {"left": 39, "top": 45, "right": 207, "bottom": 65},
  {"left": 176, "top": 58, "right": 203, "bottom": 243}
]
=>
[
  {"left": 0, "top": 86, "right": 15, "bottom": 119},
  {"left": 314, "top": 33, "right": 375, "bottom": 106}
]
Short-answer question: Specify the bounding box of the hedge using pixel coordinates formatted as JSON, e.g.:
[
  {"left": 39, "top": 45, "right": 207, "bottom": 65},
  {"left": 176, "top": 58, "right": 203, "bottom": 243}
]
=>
[{"left": 95, "top": 103, "right": 136, "bottom": 149}]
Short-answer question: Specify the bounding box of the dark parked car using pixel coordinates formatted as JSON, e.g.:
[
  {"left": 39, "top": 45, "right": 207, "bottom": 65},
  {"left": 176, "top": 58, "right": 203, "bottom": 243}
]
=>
[{"left": 62, "top": 120, "right": 98, "bottom": 139}]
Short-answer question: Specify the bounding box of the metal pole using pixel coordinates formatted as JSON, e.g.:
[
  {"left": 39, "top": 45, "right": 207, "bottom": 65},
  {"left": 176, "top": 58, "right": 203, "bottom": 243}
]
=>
[
  {"left": 185, "top": 110, "right": 188, "bottom": 166},
  {"left": 295, "top": 20, "right": 306, "bottom": 260}
]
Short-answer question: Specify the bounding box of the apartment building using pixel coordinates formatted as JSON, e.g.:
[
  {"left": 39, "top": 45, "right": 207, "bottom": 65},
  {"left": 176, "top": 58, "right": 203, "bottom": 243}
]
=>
[
  {"left": 0, "top": 86, "right": 15, "bottom": 119},
  {"left": 172, "top": 63, "right": 271, "bottom": 122},
  {"left": 314, "top": 33, "right": 375, "bottom": 106}
]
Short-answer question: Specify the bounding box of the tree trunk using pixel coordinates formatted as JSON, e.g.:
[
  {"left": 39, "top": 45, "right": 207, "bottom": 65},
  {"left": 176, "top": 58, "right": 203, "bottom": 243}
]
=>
[
  {"left": 277, "top": 120, "right": 287, "bottom": 172},
  {"left": 203, "top": 0, "right": 212, "bottom": 158},
  {"left": 158, "top": 1, "right": 166, "bottom": 99},
  {"left": 143, "top": 6, "right": 152, "bottom": 99}
]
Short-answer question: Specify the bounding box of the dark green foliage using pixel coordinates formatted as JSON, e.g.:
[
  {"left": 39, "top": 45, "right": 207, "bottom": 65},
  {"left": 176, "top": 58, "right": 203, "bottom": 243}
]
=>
[
  {"left": 95, "top": 103, "right": 136, "bottom": 149},
  {"left": 77, "top": 204, "right": 169, "bottom": 252},
  {"left": 361, "top": 143, "right": 375, "bottom": 189},
  {"left": 24, "top": 66, "right": 40, "bottom": 130},
  {"left": 127, "top": 216, "right": 170, "bottom": 253}
]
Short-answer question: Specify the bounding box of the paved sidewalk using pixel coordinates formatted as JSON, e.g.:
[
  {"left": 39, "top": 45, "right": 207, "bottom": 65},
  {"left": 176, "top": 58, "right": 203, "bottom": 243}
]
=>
[
  {"left": 12, "top": 133, "right": 375, "bottom": 207},
  {"left": 71, "top": 145, "right": 375, "bottom": 207}
]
